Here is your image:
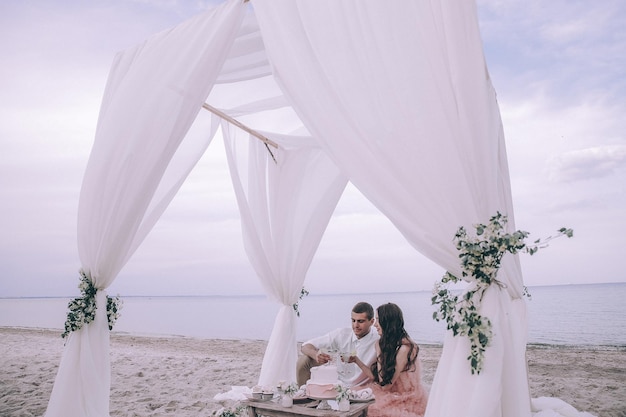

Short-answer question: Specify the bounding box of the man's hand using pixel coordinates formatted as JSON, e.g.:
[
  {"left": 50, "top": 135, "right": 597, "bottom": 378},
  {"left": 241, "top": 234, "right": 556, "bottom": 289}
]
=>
[
  {"left": 315, "top": 350, "right": 331, "bottom": 364},
  {"left": 302, "top": 343, "right": 331, "bottom": 365}
]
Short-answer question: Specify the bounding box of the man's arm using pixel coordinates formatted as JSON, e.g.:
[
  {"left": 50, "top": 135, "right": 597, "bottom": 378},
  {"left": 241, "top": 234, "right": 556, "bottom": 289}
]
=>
[{"left": 301, "top": 343, "right": 332, "bottom": 364}]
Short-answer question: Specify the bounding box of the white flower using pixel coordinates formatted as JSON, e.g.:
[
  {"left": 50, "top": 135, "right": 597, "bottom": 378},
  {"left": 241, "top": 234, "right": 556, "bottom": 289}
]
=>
[
  {"left": 335, "top": 384, "right": 351, "bottom": 401},
  {"left": 276, "top": 381, "right": 298, "bottom": 395}
]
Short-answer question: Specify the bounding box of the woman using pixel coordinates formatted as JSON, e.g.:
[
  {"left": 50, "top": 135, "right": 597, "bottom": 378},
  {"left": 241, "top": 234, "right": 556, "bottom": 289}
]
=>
[{"left": 349, "top": 303, "right": 428, "bottom": 417}]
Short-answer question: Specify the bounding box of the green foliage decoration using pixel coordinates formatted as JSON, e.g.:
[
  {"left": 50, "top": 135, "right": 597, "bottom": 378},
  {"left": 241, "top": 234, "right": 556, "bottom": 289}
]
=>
[
  {"left": 432, "top": 212, "right": 573, "bottom": 374},
  {"left": 62, "top": 269, "right": 123, "bottom": 339},
  {"left": 292, "top": 287, "right": 310, "bottom": 317},
  {"left": 335, "top": 384, "right": 352, "bottom": 402}
]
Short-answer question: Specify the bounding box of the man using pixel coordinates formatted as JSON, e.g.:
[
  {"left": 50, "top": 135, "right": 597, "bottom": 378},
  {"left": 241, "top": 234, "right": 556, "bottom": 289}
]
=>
[{"left": 296, "top": 301, "right": 379, "bottom": 387}]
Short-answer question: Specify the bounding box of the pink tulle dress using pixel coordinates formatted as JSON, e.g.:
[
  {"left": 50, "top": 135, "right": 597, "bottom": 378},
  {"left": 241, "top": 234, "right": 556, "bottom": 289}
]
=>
[{"left": 367, "top": 359, "right": 429, "bottom": 417}]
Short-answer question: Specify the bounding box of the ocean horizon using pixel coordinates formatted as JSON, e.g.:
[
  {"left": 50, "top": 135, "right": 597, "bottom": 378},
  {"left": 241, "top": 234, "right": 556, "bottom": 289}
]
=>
[{"left": 1, "top": 282, "right": 625, "bottom": 348}]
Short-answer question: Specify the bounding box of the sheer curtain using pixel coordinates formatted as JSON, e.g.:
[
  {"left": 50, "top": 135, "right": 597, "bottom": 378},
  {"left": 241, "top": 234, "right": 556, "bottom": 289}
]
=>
[
  {"left": 222, "top": 124, "right": 347, "bottom": 384},
  {"left": 45, "top": 2, "right": 246, "bottom": 416},
  {"left": 253, "top": 1, "right": 529, "bottom": 416}
]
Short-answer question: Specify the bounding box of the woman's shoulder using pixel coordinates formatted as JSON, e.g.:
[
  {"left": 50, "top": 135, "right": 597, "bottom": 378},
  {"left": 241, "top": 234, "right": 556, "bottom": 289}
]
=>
[
  {"left": 399, "top": 339, "right": 418, "bottom": 356},
  {"left": 400, "top": 337, "right": 417, "bottom": 348}
]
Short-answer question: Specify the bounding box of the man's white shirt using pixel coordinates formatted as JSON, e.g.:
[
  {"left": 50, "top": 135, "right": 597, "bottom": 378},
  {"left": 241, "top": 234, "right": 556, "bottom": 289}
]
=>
[{"left": 303, "top": 327, "right": 379, "bottom": 387}]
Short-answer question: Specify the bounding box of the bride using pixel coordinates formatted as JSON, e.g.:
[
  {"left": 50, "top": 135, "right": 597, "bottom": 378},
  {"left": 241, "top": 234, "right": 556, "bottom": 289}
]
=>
[{"left": 348, "top": 302, "right": 429, "bottom": 417}]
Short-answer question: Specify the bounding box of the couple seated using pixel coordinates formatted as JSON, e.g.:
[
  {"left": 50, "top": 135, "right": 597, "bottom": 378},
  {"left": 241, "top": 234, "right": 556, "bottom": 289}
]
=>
[{"left": 296, "top": 301, "right": 428, "bottom": 417}]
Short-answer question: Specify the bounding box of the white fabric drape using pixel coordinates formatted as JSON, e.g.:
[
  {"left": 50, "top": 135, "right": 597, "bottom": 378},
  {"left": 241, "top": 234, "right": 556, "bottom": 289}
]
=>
[
  {"left": 222, "top": 124, "right": 347, "bottom": 385},
  {"left": 48, "top": 1, "right": 593, "bottom": 416},
  {"left": 45, "top": 2, "right": 246, "bottom": 416},
  {"left": 253, "top": 1, "right": 529, "bottom": 416}
]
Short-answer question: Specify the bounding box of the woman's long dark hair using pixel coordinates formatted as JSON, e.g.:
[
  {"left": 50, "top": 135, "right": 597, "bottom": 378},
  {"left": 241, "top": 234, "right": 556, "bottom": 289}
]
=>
[{"left": 372, "top": 303, "right": 417, "bottom": 386}]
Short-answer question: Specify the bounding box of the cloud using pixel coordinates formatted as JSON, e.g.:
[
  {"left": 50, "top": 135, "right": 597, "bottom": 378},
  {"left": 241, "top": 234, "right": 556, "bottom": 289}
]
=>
[
  {"left": 548, "top": 145, "right": 626, "bottom": 182},
  {"left": 479, "top": 0, "right": 626, "bottom": 105}
]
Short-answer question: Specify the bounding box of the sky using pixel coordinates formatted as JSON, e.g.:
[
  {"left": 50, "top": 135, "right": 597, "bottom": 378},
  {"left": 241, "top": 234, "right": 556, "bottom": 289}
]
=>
[{"left": 0, "top": 0, "right": 624, "bottom": 298}]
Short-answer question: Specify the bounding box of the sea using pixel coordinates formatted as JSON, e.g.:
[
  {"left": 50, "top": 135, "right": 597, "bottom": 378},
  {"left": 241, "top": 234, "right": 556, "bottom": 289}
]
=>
[{"left": 1, "top": 282, "right": 625, "bottom": 348}]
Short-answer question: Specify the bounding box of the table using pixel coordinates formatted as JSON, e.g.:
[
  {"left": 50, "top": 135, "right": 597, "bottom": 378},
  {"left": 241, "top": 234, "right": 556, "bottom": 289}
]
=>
[{"left": 243, "top": 399, "right": 371, "bottom": 417}]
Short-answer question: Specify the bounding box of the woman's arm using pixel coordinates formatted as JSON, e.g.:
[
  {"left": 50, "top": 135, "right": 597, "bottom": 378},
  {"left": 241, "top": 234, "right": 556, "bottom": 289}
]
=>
[
  {"left": 350, "top": 355, "right": 376, "bottom": 381},
  {"left": 348, "top": 341, "right": 380, "bottom": 381}
]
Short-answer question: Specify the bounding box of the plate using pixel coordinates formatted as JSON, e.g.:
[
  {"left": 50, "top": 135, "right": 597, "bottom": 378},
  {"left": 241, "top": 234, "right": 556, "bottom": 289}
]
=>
[
  {"left": 244, "top": 393, "right": 273, "bottom": 402},
  {"left": 307, "top": 395, "right": 337, "bottom": 401},
  {"left": 349, "top": 396, "right": 375, "bottom": 403},
  {"left": 292, "top": 395, "right": 309, "bottom": 403}
]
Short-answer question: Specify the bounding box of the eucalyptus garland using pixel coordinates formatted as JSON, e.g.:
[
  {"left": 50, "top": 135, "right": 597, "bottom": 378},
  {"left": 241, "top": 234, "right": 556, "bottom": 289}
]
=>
[
  {"left": 292, "top": 286, "right": 309, "bottom": 317},
  {"left": 62, "top": 269, "right": 123, "bottom": 339},
  {"left": 432, "top": 212, "right": 573, "bottom": 374}
]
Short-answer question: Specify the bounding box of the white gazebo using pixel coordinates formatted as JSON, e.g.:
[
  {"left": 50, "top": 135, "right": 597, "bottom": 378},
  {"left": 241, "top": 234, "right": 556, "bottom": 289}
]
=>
[{"left": 44, "top": 1, "right": 586, "bottom": 417}]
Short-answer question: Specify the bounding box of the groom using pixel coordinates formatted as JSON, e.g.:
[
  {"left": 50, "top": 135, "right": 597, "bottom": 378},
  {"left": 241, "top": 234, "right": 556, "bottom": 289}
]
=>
[{"left": 296, "top": 301, "right": 379, "bottom": 387}]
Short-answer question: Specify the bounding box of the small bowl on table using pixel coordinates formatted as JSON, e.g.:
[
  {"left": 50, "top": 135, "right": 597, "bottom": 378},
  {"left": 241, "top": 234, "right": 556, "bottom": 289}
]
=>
[{"left": 261, "top": 392, "right": 274, "bottom": 401}]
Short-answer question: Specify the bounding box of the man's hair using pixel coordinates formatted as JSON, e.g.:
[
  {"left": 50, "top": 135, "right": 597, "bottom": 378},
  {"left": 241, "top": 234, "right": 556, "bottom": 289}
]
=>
[{"left": 352, "top": 302, "right": 375, "bottom": 320}]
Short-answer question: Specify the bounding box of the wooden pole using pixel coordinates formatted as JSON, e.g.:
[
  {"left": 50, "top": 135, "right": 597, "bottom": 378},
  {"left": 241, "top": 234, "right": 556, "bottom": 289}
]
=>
[{"left": 202, "top": 103, "right": 279, "bottom": 149}]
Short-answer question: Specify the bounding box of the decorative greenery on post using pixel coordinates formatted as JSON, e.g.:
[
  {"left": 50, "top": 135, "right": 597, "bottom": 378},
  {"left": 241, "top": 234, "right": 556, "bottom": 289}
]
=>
[
  {"left": 62, "top": 269, "right": 123, "bottom": 339},
  {"left": 292, "top": 287, "right": 309, "bottom": 317},
  {"left": 432, "top": 212, "right": 573, "bottom": 374}
]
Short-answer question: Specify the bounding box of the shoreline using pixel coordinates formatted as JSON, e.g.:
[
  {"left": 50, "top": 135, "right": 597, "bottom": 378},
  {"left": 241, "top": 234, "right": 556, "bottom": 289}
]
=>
[
  {"left": 1, "top": 327, "right": 625, "bottom": 416},
  {"left": 6, "top": 324, "right": 626, "bottom": 351}
]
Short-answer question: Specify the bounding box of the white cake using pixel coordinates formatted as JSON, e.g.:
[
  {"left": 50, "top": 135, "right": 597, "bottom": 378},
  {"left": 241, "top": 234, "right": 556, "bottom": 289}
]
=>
[{"left": 305, "top": 365, "right": 340, "bottom": 399}]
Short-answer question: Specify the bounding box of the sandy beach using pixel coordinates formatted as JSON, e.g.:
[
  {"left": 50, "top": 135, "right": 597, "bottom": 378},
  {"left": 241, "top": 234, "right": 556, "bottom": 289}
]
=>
[{"left": 1, "top": 327, "right": 624, "bottom": 417}]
